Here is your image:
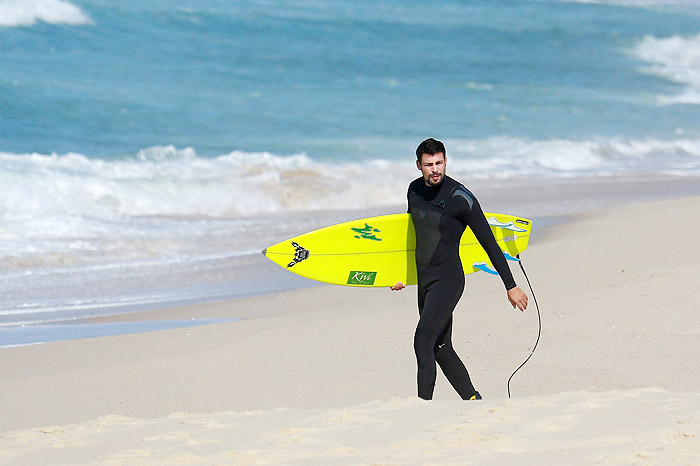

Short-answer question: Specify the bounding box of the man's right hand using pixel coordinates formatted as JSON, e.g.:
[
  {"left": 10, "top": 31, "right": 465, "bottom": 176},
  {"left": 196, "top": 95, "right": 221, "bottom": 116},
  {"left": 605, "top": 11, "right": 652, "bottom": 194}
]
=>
[
  {"left": 507, "top": 286, "right": 528, "bottom": 312},
  {"left": 390, "top": 282, "right": 405, "bottom": 291}
]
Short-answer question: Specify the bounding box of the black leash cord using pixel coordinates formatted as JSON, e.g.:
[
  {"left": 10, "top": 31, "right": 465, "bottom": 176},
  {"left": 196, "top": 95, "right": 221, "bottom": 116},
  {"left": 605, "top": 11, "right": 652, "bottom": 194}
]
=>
[{"left": 507, "top": 255, "right": 541, "bottom": 398}]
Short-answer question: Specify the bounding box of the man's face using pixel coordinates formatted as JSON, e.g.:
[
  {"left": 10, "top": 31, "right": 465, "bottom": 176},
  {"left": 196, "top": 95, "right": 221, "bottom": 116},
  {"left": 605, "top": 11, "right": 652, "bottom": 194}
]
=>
[{"left": 417, "top": 152, "right": 446, "bottom": 187}]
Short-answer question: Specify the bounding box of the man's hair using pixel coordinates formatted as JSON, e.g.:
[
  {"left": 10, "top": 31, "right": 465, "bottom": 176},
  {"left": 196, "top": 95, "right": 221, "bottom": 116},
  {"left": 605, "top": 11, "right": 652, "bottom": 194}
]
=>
[{"left": 416, "top": 138, "right": 446, "bottom": 162}]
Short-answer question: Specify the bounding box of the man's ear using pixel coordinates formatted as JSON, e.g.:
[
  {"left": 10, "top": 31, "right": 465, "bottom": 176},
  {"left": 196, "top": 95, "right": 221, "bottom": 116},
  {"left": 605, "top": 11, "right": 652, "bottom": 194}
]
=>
[{"left": 416, "top": 159, "right": 422, "bottom": 171}]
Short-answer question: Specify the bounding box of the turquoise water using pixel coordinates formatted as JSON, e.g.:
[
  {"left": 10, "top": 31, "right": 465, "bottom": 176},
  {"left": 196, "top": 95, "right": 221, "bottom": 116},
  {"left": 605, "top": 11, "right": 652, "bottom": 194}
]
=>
[
  {"left": 3, "top": 0, "right": 700, "bottom": 158},
  {"left": 1, "top": 0, "right": 700, "bottom": 331}
]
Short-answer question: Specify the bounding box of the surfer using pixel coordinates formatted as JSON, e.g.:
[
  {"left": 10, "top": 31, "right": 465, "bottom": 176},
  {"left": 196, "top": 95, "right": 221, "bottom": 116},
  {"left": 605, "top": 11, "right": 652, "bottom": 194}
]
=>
[{"left": 391, "top": 138, "right": 528, "bottom": 401}]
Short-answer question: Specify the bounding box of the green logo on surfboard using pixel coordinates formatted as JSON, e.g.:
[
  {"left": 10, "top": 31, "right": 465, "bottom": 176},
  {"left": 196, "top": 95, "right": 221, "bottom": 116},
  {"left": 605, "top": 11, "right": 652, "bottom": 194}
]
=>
[
  {"left": 347, "top": 271, "right": 377, "bottom": 285},
  {"left": 351, "top": 223, "right": 382, "bottom": 241}
]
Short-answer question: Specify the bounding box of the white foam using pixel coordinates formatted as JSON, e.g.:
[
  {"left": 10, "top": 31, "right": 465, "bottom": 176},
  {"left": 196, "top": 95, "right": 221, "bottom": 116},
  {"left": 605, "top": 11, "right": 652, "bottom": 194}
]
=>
[
  {"left": 0, "top": 147, "right": 404, "bottom": 221},
  {"left": 2, "top": 138, "right": 699, "bottom": 222},
  {"left": 632, "top": 33, "right": 700, "bottom": 105},
  {"left": 447, "top": 136, "right": 700, "bottom": 177},
  {"left": 1, "top": 138, "right": 699, "bottom": 269},
  {"left": 0, "top": 0, "right": 91, "bottom": 27}
]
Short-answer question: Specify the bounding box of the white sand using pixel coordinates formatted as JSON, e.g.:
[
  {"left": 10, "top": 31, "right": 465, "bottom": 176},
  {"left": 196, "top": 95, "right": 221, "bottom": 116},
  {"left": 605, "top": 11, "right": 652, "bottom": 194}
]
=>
[
  {"left": 2, "top": 388, "right": 699, "bottom": 465},
  {"left": 1, "top": 196, "right": 700, "bottom": 465}
]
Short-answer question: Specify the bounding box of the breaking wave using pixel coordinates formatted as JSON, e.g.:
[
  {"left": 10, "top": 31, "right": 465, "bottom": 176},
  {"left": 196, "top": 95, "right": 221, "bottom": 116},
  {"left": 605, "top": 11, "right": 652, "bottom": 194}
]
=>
[
  {"left": 632, "top": 33, "right": 700, "bottom": 105},
  {"left": 2, "top": 138, "right": 699, "bottom": 223},
  {"left": 0, "top": 0, "right": 91, "bottom": 27}
]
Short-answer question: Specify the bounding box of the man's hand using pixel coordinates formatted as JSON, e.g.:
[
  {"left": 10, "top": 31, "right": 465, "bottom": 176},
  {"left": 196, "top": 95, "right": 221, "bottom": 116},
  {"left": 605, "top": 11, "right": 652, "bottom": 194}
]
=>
[
  {"left": 507, "top": 286, "right": 528, "bottom": 312},
  {"left": 390, "top": 282, "right": 405, "bottom": 291}
]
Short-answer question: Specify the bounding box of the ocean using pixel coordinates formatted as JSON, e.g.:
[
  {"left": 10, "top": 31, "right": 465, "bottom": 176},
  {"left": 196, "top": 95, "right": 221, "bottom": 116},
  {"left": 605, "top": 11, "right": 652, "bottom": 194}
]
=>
[{"left": 2, "top": 0, "right": 700, "bottom": 344}]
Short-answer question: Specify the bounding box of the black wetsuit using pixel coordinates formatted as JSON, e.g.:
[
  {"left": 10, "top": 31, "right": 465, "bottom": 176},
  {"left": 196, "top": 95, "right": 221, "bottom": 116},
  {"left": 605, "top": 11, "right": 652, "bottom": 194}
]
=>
[{"left": 408, "top": 175, "right": 516, "bottom": 400}]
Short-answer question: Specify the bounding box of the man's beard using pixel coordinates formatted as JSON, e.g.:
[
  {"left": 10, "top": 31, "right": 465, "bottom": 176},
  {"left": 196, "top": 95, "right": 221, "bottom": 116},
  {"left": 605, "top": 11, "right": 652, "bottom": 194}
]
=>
[{"left": 424, "top": 173, "right": 443, "bottom": 187}]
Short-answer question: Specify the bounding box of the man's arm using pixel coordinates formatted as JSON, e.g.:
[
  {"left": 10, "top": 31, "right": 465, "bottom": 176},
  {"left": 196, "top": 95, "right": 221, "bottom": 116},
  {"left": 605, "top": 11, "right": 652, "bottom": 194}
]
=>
[
  {"left": 463, "top": 196, "right": 528, "bottom": 311},
  {"left": 466, "top": 199, "right": 516, "bottom": 289}
]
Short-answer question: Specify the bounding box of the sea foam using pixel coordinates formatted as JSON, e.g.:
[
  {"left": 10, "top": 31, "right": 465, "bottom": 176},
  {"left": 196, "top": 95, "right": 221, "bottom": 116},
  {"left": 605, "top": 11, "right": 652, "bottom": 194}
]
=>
[
  {"left": 633, "top": 33, "right": 700, "bottom": 105},
  {"left": 2, "top": 137, "right": 699, "bottom": 224},
  {"left": 0, "top": 0, "right": 91, "bottom": 27}
]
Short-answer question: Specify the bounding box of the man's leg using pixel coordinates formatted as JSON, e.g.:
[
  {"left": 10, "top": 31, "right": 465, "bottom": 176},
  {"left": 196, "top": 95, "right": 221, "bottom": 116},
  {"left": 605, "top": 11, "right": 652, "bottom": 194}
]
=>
[
  {"left": 434, "top": 319, "right": 478, "bottom": 399},
  {"left": 414, "top": 277, "right": 464, "bottom": 400}
]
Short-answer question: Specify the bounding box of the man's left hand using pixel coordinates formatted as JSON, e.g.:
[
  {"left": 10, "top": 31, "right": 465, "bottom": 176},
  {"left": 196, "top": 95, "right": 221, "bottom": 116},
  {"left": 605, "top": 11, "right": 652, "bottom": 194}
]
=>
[{"left": 507, "top": 286, "right": 528, "bottom": 312}]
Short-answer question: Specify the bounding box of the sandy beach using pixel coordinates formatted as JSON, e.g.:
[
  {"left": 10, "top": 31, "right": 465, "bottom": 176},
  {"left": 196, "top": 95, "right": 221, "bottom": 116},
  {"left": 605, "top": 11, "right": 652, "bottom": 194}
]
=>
[{"left": 2, "top": 195, "right": 700, "bottom": 465}]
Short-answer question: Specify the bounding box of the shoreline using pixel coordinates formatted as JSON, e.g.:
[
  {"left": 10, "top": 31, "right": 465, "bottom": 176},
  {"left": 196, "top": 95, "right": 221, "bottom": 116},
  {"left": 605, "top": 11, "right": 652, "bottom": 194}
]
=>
[
  {"left": 3, "top": 172, "right": 700, "bottom": 348},
  {"left": 0, "top": 210, "right": 578, "bottom": 348}
]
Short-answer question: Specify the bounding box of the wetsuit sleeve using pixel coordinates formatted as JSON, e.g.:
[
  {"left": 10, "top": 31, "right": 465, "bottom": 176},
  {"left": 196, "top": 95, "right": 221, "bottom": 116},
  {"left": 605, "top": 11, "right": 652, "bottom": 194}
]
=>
[{"left": 462, "top": 197, "right": 517, "bottom": 290}]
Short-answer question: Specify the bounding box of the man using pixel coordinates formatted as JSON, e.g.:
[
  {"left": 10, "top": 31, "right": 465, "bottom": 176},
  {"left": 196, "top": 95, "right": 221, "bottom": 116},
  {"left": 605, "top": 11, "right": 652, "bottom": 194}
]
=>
[{"left": 392, "top": 138, "right": 528, "bottom": 401}]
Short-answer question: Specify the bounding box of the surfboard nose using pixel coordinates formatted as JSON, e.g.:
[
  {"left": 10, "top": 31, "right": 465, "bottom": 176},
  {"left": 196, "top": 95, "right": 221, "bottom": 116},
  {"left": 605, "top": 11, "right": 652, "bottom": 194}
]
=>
[{"left": 261, "top": 248, "right": 267, "bottom": 256}]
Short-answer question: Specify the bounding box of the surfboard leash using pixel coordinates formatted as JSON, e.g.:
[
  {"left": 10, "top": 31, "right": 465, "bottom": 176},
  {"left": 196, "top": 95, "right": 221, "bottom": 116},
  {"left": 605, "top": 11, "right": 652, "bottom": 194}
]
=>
[{"left": 507, "top": 254, "right": 541, "bottom": 398}]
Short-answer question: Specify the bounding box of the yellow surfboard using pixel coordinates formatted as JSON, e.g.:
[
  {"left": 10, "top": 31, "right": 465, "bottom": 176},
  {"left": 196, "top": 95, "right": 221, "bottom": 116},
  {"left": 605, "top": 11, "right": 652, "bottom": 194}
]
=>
[{"left": 262, "top": 213, "right": 531, "bottom": 287}]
